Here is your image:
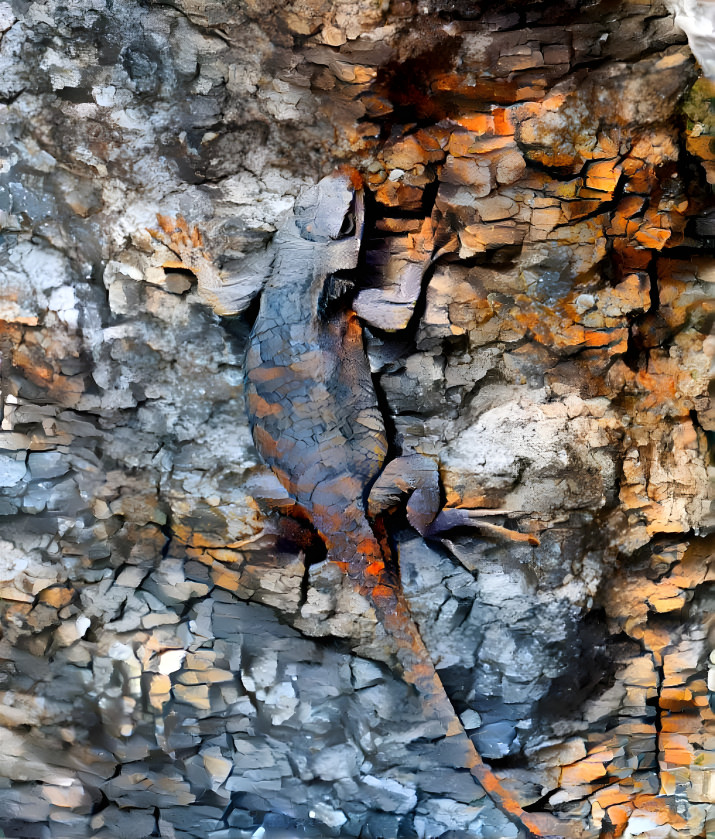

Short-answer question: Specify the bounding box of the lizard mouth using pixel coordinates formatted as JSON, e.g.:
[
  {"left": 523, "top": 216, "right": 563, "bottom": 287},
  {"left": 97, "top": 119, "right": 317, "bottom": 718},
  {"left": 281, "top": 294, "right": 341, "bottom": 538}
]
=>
[
  {"left": 317, "top": 271, "right": 358, "bottom": 319},
  {"left": 341, "top": 184, "right": 365, "bottom": 245}
]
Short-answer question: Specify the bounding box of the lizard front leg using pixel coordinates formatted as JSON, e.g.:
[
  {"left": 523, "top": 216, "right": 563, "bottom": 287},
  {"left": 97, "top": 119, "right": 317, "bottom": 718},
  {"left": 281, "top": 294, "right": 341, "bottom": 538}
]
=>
[
  {"left": 368, "top": 453, "right": 540, "bottom": 546},
  {"left": 149, "top": 214, "right": 273, "bottom": 316}
]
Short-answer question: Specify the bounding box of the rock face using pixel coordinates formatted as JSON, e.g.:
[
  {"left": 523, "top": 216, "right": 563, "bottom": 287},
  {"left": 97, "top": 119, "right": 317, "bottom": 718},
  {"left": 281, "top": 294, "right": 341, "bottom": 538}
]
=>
[{"left": 0, "top": 1, "right": 713, "bottom": 838}]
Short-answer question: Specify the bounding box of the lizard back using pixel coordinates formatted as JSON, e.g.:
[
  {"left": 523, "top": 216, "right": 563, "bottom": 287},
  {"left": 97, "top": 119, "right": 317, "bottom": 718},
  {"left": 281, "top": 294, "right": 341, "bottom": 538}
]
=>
[{"left": 244, "top": 173, "right": 388, "bottom": 570}]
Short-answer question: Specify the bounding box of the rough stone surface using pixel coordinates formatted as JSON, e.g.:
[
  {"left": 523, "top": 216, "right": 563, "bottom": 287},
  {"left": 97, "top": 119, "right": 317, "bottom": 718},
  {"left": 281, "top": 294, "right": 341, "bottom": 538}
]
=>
[{"left": 0, "top": 1, "right": 713, "bottom": 838}]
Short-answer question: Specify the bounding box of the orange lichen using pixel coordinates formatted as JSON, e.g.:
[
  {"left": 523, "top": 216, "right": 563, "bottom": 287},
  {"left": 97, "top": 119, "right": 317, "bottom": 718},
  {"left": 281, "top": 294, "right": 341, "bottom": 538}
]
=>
[
  {"left": 560, "top": 759, "right": 607, "bottom": 786},
  {"left": 211, "top": 565, "right": 243, "bottom": 592},
  {"left": 450, "top": 113, "right": 493, "bottom": 134}
]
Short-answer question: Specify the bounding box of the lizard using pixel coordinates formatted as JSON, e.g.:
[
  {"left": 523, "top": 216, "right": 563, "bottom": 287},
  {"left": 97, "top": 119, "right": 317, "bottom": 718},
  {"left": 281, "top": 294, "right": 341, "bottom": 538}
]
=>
[{"left": 151, "top": 170, "right": 580, "bottom": 839}]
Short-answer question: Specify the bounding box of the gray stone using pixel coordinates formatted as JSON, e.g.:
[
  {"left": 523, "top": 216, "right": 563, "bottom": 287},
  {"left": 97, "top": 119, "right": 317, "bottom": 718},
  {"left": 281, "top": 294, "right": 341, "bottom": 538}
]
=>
[
  {"left": 27, "top": 451, "right": 69, "bottom": 480},
  {"left": 0, "top": 453, "right": 26, "bottom": 487},
  {"left": 473, "top": 722, "right": 518, "bottom": 759},
  {"left": 310, "top": 744, "right": 362, "bottom": 781}
]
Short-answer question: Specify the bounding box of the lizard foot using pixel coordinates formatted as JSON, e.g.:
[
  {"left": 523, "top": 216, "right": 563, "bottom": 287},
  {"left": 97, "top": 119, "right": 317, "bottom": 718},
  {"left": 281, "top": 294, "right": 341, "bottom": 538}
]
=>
[
  {"left": 148, "top": 213, "right": 208, "bottom": 272},
  {"left": 149, "top": 214, "right": 271, "bottom": 316},
  {"left": 426, "top": 507, "right": 540, "bottom": 546}
]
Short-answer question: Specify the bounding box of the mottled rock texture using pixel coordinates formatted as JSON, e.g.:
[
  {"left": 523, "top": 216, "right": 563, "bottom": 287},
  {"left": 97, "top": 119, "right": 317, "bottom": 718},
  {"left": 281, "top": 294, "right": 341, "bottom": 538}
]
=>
[{"left": 0, "top": 1, "right": 713, "bottom": 838}]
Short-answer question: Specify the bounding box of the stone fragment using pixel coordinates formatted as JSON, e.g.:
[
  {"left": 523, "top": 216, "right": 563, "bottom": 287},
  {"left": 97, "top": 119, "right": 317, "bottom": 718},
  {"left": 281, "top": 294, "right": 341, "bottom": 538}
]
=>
[
  {"left": 441, "top": 156, "right": 493, "bottom": 195},
  {"left": 381, "top": 135, "right": 439, "bottom": 170},
  {"left": 361, "top": 775, "right": 418, "bottom": 814},
  {"left": 310, "top": 802, "right": 348, "bottom": 828},
  {"left": 473, "top": 194, "right": 519, "bottom": 221},
  {"left": 496, "top": 149, "right": 527, "bottom": 184},
  {"left": 311, "top": 744, "right": 362, "bottom": 781},
  {"left": 26, "top": 451, "right": 68, "bottom": 480},
  {"left": 0, "top": 453, "right": 27, "bottom": 487},
  {"left": 90, "top": 806, "right": 156, "bottom": 838}
]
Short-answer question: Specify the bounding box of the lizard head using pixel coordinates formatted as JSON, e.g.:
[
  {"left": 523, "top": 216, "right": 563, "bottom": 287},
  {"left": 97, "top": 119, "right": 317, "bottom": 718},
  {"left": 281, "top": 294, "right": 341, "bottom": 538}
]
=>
[
  {"left": 294, "top": 169, "right": 365, "bottom": 248},
  {"left": 293, "top": 170, "right": 366, "bottom": 317}
]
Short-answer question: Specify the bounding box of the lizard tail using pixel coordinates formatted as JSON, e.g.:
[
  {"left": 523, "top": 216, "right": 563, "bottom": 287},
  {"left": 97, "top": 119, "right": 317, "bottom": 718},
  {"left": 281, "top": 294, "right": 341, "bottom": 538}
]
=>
[
  {"left": 366, "top": 583, "right": 566, "bottom": 839},
  {"left": 324, "top": 525, "right": 581, "bottom": 839}
]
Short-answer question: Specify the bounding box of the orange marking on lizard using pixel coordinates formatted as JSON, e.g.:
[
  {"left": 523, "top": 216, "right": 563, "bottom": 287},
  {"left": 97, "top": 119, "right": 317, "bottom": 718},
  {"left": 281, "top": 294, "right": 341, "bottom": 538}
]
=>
[
  {"left": 335, "top": 164, "right": 364, "bottom": 190},
  {"left": 371, "top": 584, "right": 396, "bottom": 599},
  {"left": 247, "top": 366, "right": 285, "bottom": 383},
  {"left": 247, "top": 391, "right": 283, "bottom": 419},
  {"left": 251, "top": 425, "right": 282, "bottom": 460}
]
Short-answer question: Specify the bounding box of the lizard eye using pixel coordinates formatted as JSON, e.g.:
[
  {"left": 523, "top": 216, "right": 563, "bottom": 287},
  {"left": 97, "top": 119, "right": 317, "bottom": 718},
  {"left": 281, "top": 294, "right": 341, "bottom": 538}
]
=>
[{"left": 337, "top": 213, "right": 355, "bottom": 238}]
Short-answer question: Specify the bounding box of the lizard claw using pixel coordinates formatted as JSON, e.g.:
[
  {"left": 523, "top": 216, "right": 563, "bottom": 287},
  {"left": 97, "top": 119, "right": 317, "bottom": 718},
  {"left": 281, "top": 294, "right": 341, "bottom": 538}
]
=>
[{"left": 148, "top": 214, "right": 205, "bottom": 263}]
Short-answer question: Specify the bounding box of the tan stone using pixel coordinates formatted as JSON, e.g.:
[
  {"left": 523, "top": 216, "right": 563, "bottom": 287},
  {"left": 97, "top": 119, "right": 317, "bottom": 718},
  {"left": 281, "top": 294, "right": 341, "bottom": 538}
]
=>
[
  {"left": 441, "top": 156, "right": 493, "bottom": 195},
  {"left": 174, "top": 683, "right": 211, "bottom": 710},
  {"left": 473, "top": 195, "right": 519, "bottom": 221}
]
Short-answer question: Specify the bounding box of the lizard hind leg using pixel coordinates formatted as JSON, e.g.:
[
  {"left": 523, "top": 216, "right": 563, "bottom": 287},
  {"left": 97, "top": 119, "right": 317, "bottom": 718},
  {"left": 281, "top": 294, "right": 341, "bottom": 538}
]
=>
[
  {"left": 367, "top": 453, "right": 442, "bottom": 537},
  {"left": 368, "top": 453, "right": 540, "bottom": 546}
]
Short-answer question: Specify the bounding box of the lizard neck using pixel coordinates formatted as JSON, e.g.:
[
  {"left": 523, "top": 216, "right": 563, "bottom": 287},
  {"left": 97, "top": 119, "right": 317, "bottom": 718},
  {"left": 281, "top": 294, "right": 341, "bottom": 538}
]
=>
[{"left": 264, "top": 223, "right": 360, "bottom": 328}]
